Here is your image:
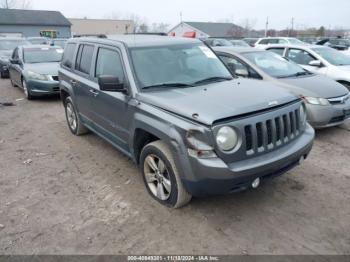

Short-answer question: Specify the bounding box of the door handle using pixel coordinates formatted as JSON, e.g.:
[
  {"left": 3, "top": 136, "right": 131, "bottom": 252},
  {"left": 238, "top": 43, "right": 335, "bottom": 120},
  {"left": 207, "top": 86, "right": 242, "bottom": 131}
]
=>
[
  {"left": 89, "top": 89, "right": 99, "bottom": 97},
  {"left": 70, "top": 80, "right": 77, "bottom": 86}
]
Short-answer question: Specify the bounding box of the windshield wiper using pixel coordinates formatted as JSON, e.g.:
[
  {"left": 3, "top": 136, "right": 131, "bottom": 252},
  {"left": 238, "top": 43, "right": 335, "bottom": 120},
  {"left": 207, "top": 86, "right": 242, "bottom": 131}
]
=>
[
  {"left": 193, "top": 76, "right": 233, "bottom": 85},
  {"left": 142, "top": 82, "right": 194, "bottom": 90},
  {"left": 278, "top": 71, "right": 310, "bottom": 78}
]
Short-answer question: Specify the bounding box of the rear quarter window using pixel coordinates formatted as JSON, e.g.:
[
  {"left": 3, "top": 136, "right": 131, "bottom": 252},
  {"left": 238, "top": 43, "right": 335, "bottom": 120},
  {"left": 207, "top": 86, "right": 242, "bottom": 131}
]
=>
[{"left": 62, "top": 43, "right": 76, "bottom": 69}]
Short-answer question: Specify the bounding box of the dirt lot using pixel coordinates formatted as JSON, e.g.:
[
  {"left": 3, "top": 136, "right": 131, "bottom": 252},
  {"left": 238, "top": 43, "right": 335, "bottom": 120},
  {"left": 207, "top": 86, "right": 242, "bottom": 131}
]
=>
[{"left": 0, "top": 78, "right": 350, "bottom": 255}]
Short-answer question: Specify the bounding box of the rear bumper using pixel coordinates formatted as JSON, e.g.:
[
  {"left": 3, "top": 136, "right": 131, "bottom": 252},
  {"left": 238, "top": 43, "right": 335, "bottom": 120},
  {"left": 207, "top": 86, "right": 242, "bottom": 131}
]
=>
[
  {"left": 27, "top": 79, "right": 60, "bottom": 96},
  {"left": 306, "top": 101, "right": 350, "bottom": 128},
  {"left": 182, "top": 124, "right": 314, "bottom": 197}
]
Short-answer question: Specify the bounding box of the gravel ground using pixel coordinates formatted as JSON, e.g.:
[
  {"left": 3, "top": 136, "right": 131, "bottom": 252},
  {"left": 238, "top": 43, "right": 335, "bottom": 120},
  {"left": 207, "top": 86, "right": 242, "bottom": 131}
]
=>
[{"left": 0, "top": 78, "right": 350, "bottom": 255}]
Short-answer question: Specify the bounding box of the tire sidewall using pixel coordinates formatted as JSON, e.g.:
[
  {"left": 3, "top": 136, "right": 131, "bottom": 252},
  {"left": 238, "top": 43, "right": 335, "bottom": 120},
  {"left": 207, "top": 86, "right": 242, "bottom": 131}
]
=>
[
  {"left": 64, "top": 97, "right": 78, "bottom": 135},
  {"left": 140, "top": 144, "right": 179, "bottom": 208}
]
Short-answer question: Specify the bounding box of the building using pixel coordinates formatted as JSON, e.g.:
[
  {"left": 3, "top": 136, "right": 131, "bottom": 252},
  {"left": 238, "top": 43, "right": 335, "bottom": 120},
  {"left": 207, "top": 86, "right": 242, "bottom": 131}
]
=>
[
  {"left": 69, "top": 18, "right": 134, "bottom": 36},
  {"left": 168, "top": 21, "right": 244, "bottom": 38},
  {"left": 0, "top": 9, "right": 71, "bottom": 38}
]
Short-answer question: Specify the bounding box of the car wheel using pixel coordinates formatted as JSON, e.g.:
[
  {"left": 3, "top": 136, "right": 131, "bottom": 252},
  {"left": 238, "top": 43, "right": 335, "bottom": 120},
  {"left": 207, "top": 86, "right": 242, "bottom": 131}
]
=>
[
  {"left": 0, "top": 70, "right": 4, "bottom": 79},
  {"left": 10, "top": 77, "right": 17, "bottom": 87},
  {"left": 64, "top": 96, "right": 89, "bottom": 135},
  {"left": 22, "top": 79, "right": 33, "bottom": 100},
  {"left": 140, "top": 140, "right": 192, "bottom": 208}
]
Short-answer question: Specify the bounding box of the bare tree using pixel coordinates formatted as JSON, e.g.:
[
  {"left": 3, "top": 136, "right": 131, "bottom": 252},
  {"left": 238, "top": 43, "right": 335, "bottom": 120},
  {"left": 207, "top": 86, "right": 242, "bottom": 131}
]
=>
[
  {"left": 104, "top": 11, "right": 149, "bottom": 33},
  {"left": 150, "top": 22, "right": 170, "bottom": 33},
  {"left": 0, "top": 0, "right": 32, "bottom": 9}
]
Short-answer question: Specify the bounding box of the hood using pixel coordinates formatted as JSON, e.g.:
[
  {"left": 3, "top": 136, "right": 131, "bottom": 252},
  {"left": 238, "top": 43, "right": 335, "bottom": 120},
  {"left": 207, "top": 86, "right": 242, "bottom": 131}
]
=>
[
  {"left": 137, "top": 79, "right": 297, "bottom": 126},
  {"left": 337, "top": 65, "right": 350, "bottom": 73},
  {"left": 278, "top": 74, "right": 348, "bottom": 98},
  {"left": 24, "top": 62, "right": 60, "bottom": 75}
]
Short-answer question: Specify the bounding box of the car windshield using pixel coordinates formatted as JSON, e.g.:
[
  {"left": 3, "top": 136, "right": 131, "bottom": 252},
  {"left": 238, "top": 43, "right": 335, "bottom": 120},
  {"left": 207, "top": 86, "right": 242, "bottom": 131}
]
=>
[
  {"left": 24, "top": 47, "right": 63, "bottom": 63},
  {"left": 288, "top": 38, "right": 305, "bottom": 44},
  {"left": 0, "top": 40, "right": 28, "bottom": 50},
  {"left": 130, "top": 43, "right": 233, "bottom": 89},
  {"left": 230, "top": 40, "right": 250, "bottom": 47},
  {"left": 311, "top": 47, "right": 350, "bottom": 66},
  {"left": 242, "top": 51, "right": 308, "bottom": 78}
]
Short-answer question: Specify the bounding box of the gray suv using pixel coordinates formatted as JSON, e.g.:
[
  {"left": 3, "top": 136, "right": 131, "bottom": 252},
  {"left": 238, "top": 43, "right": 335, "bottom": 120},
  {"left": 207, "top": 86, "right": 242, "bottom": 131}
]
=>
[{"left": 59, "top": 36, "right": 314, "bottom": 208}]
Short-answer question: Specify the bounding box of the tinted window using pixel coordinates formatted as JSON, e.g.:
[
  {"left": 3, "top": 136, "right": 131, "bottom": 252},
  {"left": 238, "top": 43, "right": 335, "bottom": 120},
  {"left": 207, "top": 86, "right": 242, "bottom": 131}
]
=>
[
  {"left": 95, "top": 48, "right": 125, "bottom": 80},
  {"left": 259, "top": 39, "right": 269, "bottom": 45},
  {"left": 268, "top": 48, "right": 285, "bottom": 56},
  {"left": 62, "top": 43, "right": 76, "bottom": 68},
  {"left": 24, "top": 47, "right": 63, "bottom": 63},
  {"left": 287, "top": 49, "right": 315, "bottom": 65},
  {"left": 76, "top": 45, "right": 94, "bottom": 75}
]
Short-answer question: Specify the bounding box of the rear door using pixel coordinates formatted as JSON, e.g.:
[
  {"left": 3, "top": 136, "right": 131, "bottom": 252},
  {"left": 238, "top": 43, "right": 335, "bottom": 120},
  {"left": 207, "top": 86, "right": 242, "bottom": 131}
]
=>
[{"left": 9, "top": 47, "right": 21, "bottom": 85}]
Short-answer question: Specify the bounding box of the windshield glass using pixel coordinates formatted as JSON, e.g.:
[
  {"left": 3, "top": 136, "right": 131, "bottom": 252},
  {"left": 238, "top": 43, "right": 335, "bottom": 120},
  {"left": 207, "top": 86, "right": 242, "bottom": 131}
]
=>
[
  {"left": 24, "top": 47, "right": 63, "bottom": 63},
  {"left": 130, "top": 43, "right": 232, "bottom": 89},
  {"left": 312, "top": 47, "right": 350, "bottom": 66},
  {"left": 288, "top": 38, "right": 305, "bottom": 44},
  {"left": 0, "top": 40, "right": 28, "bottom": 50},
  {"left": 242, "top": 51, "right": 308, "bottom": 78}
]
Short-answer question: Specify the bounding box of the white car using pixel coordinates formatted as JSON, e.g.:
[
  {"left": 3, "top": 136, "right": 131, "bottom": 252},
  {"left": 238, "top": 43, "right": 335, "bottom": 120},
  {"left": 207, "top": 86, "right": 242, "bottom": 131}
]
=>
[
  {"left": 265, "top": 44, "right": 350, "bottom": 90},
  {"left": 254, "top": 37, "right": 306, "bottom": 49}
]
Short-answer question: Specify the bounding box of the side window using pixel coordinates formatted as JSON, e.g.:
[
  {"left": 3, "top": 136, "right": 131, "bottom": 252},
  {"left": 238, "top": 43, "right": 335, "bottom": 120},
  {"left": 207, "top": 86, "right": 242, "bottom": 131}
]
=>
[
  {"left": 268, "top": 39, "right": 279, "bottom": 44},
  {"left": 278, "top": 39, "right": 288, "bottom": 44},
  {"left": 287, "top": 49, "right": 315, "bottom": 65},
  {"left": 75, "top": 44, "right": 94, "bottom": 75},
  {"left": 62, "top": 43, "right": 76, "bottom": 69},
  {"left": 259, "top": 39, "right": 269, "bottom": 45},
  {"left": 219, "top": 55, "right": 261, "bottom": 79},
  {"left": 95, "top": 48, "right": 125, "bottom": 81},
  {"left": 268, "top": 48, "right": 285, "bottom": 56}
]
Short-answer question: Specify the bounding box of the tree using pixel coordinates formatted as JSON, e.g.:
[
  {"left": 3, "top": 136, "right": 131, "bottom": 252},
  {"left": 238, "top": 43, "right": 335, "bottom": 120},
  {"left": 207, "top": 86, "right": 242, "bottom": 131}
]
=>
[
  {"left": 0, "top": 0, "right": 32, "bottom": 9},
  {"left": 317, "top": 26, "right": 326, "bottom": 37},
  {"left": 150, "top": 22, "right": 170, "bottom": 33}
]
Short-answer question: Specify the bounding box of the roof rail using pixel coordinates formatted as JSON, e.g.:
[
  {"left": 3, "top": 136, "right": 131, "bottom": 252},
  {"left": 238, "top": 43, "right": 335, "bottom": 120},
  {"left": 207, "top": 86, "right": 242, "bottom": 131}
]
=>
[{"left": 73, "top": 34, "right": 107, "bottom": 38}]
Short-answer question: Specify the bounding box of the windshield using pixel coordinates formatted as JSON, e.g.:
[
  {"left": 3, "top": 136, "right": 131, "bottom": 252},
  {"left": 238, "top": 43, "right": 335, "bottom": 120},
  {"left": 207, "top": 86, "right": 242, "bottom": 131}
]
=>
[
  {"left": 288, "top": 38, "right": 305, "bottom": 44},
  {"left": 242, "top": 51, "right": 308, "bottom": 78},
  {"left": 130, "top": 43, "right": 232, "bottom": 89},
  {"left": 0, "top": 40, "right": 28, "bottom": 50},
  {"left": 312, "top": 47, "right": 350, "bottom": 66},
  {"left": 24, "top": 47, "right": 63, "bottom": 63}
]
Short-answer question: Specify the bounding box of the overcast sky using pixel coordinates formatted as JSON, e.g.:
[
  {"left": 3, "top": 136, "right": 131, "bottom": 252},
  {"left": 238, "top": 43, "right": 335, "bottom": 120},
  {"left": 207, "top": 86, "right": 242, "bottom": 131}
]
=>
[{"left": 31, "top": 0, "right": 350, "bottom": 30}]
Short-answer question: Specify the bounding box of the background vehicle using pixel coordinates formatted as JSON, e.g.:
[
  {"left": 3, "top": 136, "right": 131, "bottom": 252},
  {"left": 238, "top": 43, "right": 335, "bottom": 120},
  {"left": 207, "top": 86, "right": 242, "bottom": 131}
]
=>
[
  {"left": 214, "top": 47, "right": 350, "bottom": 128},
  {"left": 0, "top": 38, "right": 29, "bottom": 78},
  {"left": 255, "top": 37, "right": 306, "bottom": 49},
  {"left": 50, "top": 38, "right": 68, "bottom": 48},
  {"left": 265, "top": 44, "right": 350, "bottom": 90},
  {"left": 203, "top": 38, "right": 233, "bottom": 47},
  {"left": 316, "top": 38, "right": 350, "bottom": 51},
  {"left": 229, "top": 39, "right": 251, "bottom": 47},
  {"left": 243, "top": 38, "right": 259, "bottom": 47},
  {"left": 9, "top": 45, "right": 63, "bottom": 99},
  {"left": 59, "top": 36, "right": 314, "bottom": 208},
  {"left": 27, "top": 37, "right": 50, "bottom": 45}
]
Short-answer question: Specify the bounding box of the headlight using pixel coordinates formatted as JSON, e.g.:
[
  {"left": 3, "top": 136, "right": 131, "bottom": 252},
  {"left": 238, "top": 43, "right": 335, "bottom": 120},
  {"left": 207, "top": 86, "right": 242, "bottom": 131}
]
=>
[
  {"left": 304, "top": 96, "right": 330, "bottom": 106},
  {"left": 300, "top": 104, "right": 307, "bottom": 126},
  {"left": 216, "top": 126, "right": 238, "bottom": 151},
  {"left": 27, "top": 71, "right": 49, "bottom": 81}
]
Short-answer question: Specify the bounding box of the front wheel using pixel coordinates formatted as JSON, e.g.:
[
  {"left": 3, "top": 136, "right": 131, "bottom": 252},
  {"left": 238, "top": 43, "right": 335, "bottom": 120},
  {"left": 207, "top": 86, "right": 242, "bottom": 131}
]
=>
[
  {"left": 64, "top": 96, "right": 89, "bottom": 135},
  {"left": 22, "top": 79, "right": 33, "bottom": 100},
  {"left": 140, "top": 140, "right": 192, "bottom": 208}
]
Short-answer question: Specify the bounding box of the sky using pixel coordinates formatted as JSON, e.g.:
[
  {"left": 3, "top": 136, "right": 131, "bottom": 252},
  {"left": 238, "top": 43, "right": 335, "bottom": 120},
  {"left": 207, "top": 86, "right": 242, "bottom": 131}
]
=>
[{"left": 30, "top": 0, "right": 350, "bottom": 30}]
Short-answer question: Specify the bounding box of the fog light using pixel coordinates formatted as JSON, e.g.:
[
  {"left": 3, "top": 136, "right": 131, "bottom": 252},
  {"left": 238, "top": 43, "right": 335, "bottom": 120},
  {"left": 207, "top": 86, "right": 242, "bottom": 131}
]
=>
[{"left": 252, "top": 178, "right": 260, "bottom": 189}]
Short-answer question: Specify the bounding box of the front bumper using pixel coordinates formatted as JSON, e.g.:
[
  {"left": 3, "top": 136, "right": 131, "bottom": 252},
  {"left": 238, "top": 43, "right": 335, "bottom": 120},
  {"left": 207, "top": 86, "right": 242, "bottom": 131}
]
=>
[
  {"left": 306, "top": 100, "right": 350, "bottom": 128},
  {"left": 181, "top": 124, "right": 314, "bottom": 197},
  {"left": 26, "top": 79, "right": 60, "bottom": 96}
]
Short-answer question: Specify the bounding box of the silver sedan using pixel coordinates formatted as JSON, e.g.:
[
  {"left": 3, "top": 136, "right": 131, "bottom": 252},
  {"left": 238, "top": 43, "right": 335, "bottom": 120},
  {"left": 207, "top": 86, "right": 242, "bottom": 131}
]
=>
[{"left": 214, "top": 47, "right": 350, "bottom": 128}]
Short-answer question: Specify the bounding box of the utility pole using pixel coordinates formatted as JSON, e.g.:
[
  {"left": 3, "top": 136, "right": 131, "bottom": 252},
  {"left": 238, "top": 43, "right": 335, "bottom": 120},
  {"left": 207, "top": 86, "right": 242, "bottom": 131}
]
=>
[
  {"left": 290, "top": 17, "right": 295, "bottom": 37},
  {"left": 180, "top": 12, "right": 183, "bottom": 23},
  {"left": 265, "top": 17, "right": 269, "bottom": 37}
]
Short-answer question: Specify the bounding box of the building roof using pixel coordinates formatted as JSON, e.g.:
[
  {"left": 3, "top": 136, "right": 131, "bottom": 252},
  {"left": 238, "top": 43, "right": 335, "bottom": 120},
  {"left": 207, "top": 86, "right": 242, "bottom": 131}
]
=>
[
  {"left": 0, "top": 9, "right": 71, "bottom": 27},
  {"left": 184, "top": 22, "right": 243, "bottom": 37}
]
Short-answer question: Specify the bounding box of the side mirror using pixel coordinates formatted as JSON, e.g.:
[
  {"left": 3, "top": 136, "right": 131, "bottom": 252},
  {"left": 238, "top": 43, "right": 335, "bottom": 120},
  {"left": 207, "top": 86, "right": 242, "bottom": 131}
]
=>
[
  {"left": 10, "top": 58, "right": 19, "bottom": 64},
  {"left": 98, "top": 75, "right": 127, "bottom": 93},
  {"left": 235, "top": 69, "right": 249, "bottom": 77},
  {"left": 309, "top": 60, "right": 322, "bottom": 67}
]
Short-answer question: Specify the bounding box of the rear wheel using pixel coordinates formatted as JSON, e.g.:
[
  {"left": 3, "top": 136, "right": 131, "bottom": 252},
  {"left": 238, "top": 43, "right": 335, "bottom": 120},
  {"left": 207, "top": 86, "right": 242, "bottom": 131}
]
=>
[
  {"left": 64, "top": 96, "right": 89, "bottom": 135},
  {"left": 140, "top": 140, "right": 192, "bottom": 208}
]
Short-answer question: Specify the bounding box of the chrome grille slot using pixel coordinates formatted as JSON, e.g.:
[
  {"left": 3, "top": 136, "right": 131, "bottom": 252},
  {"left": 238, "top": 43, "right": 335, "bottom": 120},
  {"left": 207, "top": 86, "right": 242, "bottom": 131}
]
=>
[{"left": 244, "top": 106, "right": 302, "bottom": 156}]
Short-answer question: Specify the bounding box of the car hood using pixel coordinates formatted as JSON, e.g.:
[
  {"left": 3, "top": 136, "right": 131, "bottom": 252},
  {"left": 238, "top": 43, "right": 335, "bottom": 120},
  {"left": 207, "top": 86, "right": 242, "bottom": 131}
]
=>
[
  {"left": 137, "top": 79, "right": 297, "bottom": 126},
  {"left": 24, "top": 62, "right": 60, "bottom": 75},
  {"left": 337, "top": 65, "right": 350, "bottom": 73},
  {"left": 278, "top": 74, "right": 348, "bottom": 98}
]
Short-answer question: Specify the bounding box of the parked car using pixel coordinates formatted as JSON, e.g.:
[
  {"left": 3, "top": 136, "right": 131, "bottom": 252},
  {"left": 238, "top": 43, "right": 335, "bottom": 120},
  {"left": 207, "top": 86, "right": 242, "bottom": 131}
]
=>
[
  {"left": 229, "top": 39, "right": 251, "bottom": 47},
  {"left": 316, "top": 38, "right": 350, "bottom": 51},
  {"left": 255, "top": 37, "right": 306, "bottom": 49},
  {"left": 0, "top": 37, "right": 29, "bottom": 78},
  {"left": 265, "top": 44, "right": 350, "bottom": 90},
  {"left": 9, "top": 45, "right": 63, "bottom": 99},
  {"left": 214, "top": 47, "right": 350, "bottom": 128},
  {"left": 203, "top": 38, "right": 233, "bottom": 47},
  {"left": 27, "top": 37, "right": 50, "bottom": 45},
  {"left": 59, "top": 36, "right": 314, "bottom": 208},
  {"left": 243, "top": 38, "right": 259, "bottom": 47},
  {"left": 50, "top": 38, "right": 68, "bottom": 48}
]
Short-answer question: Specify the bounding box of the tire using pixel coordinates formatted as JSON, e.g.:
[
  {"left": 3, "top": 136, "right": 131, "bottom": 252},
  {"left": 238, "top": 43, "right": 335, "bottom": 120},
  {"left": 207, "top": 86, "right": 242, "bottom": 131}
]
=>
[
  {"left": 22, "top": 79, "right": 33, "bottom": 100},
  {"left": 10, "top": 77, "right": 17, "bottom": 87},
  {"left": 0, "top": 70, "right": 5, "bottom": 79},
  {"left": 64, "top": 96, "right": 89, "bottom": 135},
  {"left": 140, "top": 140, "right": 192, "bottom": 208}
]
